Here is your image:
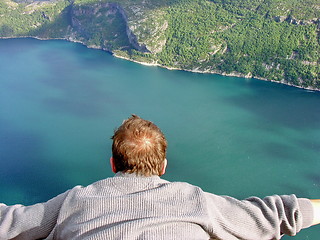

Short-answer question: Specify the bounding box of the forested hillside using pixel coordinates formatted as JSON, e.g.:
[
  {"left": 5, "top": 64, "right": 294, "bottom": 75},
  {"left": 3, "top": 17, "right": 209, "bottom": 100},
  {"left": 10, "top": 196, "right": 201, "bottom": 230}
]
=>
[{"left": 0, "top": 0, "right": 319, "bottom": 90}]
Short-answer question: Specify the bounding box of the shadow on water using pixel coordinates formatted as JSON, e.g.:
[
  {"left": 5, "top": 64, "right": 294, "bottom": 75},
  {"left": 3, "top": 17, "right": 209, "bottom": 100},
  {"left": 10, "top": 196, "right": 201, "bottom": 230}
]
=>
[
  {"left": 40, "top": 74, "right": 121, "bottom": 117},
  {"left": 295, "top": 138, "right": 320, "bottom": 153},
  {"left": 33, "top": 41, "right": 122, "bottom": 118},
  {"left": 0, "top": 119, "right": 72, "bottom": 205},
  {"left": 37, "top": 40, "right": 115, "bottom": 68},
  {"left": 0, "top": 38, "right": 121, "bottom": 119},
  {"left": 225, "top": 79, "right": 320, "bottom": 129},
  {"left": 0, "top": 38, "right": 41, "bottom": 56},
  {"left": 43, "top": 97, "right": 108, "bottom": 118},
  {"left": 261, "top": 142, "right": 303, "bottom": 162}
]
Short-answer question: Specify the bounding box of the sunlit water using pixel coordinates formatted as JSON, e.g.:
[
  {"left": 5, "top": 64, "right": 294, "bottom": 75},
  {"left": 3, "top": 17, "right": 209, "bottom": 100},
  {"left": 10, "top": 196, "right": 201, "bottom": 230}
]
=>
[{"left": 0, "top": 38, "right": 319, "bottom": 239}]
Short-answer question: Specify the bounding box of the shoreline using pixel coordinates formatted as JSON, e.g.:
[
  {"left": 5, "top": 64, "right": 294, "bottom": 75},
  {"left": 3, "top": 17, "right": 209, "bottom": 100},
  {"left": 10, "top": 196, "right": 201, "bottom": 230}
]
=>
[
  {"left": 2, "top": 36, "right": 319, "bottom": 92},
  {"left": 113, "top": 52, "right": 320, "bottom": 93}
]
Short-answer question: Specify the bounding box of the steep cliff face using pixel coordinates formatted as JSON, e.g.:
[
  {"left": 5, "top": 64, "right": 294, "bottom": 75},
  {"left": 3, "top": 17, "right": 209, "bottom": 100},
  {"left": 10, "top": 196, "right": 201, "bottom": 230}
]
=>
[
  {"left": 112, "top": 3, "right": 149, "bottom": 52},
  {"left": 69, "top": 2, "right": 132, "bottom": 50},
  {"left": 69, "top": 1, "right": 167, "bottom": 53},
  {"left": 121, "top": 5, "right": 168, "bottom": 53}
]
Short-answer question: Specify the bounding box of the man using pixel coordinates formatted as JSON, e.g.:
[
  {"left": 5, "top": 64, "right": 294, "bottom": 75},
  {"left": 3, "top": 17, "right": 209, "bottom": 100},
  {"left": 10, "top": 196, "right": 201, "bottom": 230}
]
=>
[{"left": 0, "top": 114, "right": 319, "bottom": 240}]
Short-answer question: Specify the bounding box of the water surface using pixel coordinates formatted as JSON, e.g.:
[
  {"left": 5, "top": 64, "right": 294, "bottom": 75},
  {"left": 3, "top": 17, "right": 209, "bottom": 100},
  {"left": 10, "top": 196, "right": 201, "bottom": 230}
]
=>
[{"left": 0, "top": 38, "right": 319, "bottom": 239}]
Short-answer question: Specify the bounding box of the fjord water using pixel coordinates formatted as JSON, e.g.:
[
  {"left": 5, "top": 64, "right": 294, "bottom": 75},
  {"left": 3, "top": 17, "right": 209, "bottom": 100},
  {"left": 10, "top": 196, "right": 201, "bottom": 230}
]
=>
[{"left": 1, "top": 38, "right": 319, "bottom": 239}]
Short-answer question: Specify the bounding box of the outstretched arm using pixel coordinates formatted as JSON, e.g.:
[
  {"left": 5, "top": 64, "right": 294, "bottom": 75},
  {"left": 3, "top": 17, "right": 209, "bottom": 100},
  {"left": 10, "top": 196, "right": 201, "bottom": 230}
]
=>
[
  {"left": 311, "top": 199, "right": 320, "bottom": 225},
  {"left": 203, "top": 193, "right": 315, "bottom": 240},
  {"left": 0, "top": 190, "right": 69, "bottom": 240}
]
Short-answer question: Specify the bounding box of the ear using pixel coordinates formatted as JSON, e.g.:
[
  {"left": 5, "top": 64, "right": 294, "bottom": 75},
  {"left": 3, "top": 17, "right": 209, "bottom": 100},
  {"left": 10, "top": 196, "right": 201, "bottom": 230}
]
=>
[
  {"left": 160, "top": 158, "right": 167, "bottom": 176},
  {"left": 110, "top": 157, "right": 117, "bottom": 173}
]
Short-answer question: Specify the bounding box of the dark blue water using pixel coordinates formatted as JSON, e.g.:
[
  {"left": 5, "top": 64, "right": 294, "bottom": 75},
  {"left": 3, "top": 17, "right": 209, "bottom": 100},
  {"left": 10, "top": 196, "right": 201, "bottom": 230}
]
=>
[{"left": 0, "top": 38, "right": 319, "bottom": 239}]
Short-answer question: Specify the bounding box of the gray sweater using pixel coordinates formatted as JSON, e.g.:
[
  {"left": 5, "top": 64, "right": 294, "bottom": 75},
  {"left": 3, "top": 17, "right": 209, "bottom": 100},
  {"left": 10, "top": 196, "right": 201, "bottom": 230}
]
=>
[{"left": 0, "top": 172, "right": 314, "bottom": 240}]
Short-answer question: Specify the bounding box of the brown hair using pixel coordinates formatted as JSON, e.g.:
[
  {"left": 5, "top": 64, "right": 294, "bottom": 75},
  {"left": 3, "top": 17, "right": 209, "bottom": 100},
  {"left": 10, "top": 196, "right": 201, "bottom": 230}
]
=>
[{"left": 111, "top": 115, "right": 167, "bottom": 176}]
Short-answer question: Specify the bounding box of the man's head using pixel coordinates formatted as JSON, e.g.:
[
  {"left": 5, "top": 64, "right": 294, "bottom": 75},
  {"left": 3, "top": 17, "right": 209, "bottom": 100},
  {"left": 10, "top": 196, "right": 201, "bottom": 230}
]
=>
[{"left": 111, "top": 115, "right": 167, "bottom": 176}]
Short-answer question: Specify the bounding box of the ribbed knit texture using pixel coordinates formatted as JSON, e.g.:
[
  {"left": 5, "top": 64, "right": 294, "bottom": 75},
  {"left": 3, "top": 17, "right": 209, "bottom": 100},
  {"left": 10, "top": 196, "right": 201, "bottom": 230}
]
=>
[{"left": 0, "top": 172, "right": 314, "bottom": 240}]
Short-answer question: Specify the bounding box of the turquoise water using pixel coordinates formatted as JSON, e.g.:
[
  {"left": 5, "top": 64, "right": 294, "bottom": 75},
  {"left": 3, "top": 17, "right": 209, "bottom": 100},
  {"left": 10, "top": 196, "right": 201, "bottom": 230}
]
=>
[{"left": 0, "top": 38, "right": 319, "bottom": 239}]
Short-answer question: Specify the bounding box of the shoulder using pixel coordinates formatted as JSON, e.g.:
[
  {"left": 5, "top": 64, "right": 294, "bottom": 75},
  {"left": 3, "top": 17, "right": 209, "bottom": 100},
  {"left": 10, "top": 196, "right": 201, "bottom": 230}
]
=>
[
  {"left": 160, "top": 180, "right": 207, "bottom": 196},
  {"left": 66, "top": 179, "right": 112, "bottom": 196}
]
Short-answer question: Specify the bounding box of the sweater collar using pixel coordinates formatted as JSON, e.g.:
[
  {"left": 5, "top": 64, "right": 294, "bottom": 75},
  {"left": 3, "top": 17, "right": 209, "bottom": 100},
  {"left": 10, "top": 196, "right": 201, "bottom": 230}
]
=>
[
  {"left": 114, "top": 172, "right": 161, "bottom": 181},
  {"left": 110, "top": 172, "right": 166, "bottom": 193}
]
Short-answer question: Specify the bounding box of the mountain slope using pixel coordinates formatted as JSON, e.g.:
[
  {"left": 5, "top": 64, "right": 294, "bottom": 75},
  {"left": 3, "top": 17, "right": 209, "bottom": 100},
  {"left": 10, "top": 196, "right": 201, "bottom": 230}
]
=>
[{"left": 0, "top": 0, "right": 319, "bottom": 90}]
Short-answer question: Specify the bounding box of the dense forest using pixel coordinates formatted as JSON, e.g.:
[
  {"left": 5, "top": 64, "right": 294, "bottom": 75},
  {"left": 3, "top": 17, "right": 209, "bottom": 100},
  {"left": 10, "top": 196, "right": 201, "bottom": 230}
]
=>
[{"left": 0, "top": 0, "right": 319, "bottom": 90}]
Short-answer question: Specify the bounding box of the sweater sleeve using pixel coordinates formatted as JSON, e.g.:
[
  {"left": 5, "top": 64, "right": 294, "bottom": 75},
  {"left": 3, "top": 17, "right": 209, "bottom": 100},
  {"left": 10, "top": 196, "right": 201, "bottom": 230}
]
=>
[
  {"left": 0, "top": 190, "right": 70, "bottom": 240},
  {"left": 204, "top": 194, "right": 314, "bottom": 240}
]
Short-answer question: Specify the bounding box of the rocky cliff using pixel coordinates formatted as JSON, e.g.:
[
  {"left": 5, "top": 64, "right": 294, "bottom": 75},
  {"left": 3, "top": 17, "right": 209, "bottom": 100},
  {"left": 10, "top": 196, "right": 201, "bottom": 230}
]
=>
[{"left": 68, "top": 1, "right": 168, "bottom": 53}]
